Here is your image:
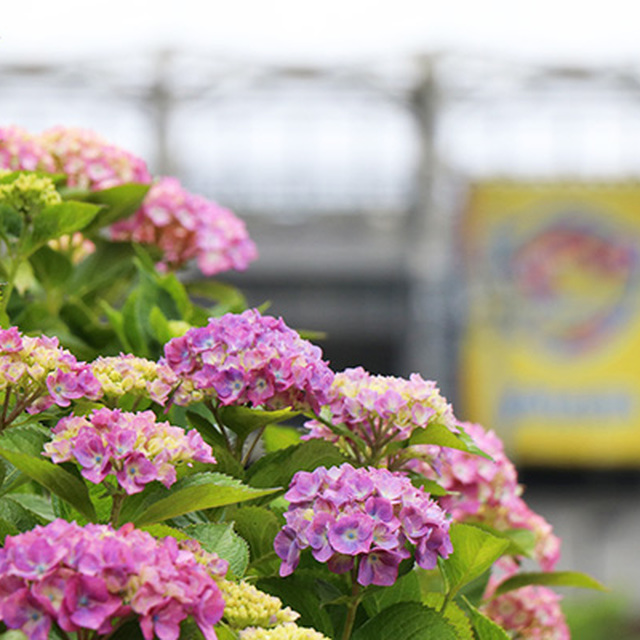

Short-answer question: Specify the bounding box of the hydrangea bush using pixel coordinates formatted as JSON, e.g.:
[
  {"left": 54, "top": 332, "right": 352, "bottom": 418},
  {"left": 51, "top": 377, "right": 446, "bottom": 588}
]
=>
[{"left": 0, "top": 125, "right": 605, "bottom": 640}]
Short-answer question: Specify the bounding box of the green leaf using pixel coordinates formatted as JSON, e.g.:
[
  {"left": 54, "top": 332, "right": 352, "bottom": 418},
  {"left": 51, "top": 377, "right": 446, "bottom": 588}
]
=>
[
  {"left": 149, "top": 305, "right": 175, "bottom": 345},
  {"left": 119, "top": 472, "right": 278, "bottom": 527},
  {"left": 422, "top": 594, "right": 474, "bottom": 640},
  {"left": 439, "top": 524, "right": 510, "bottom": 598},
  {"left": 463, "top": 523, "right": 536, "bottom": 559},
  {"left": 140, "top": 523, "right": 191, "bottom": 542},
  {"left": 100, "top": 301, "right": 132, "bottom": 353},
  {"left": 82, "top": 183, "right": 150, "bottom": 234},
  {"left": 362, "top": 570, "right": 422, "bottom": 617},
  {"left": 29, "top": 245, "right": 73, "bottom": 288},
  {"left": 0, "top": 517, "right": 20, "bottom": 542},
  {"left": 0, "top": 496, "right": 41, "bottom": 533},
  {"left": 186, "top": 522, "right": 249, "bottom": 578},
  {"left": 218, "top": 406, "right": 298, "bottom": 441},
  {"left": 410, "top": 423, "right": 492, "bottom": 460},
  {"left": 0, "top": 423, "right": 50, "bottom": 456},
  {"left": 256, "top": 574, "right": 334, "bottom": 636},
  {"left": 263, "top": 424, "right": 301, "bottom": 452},
  {"left": 462, "top": 597, "right": 510, "bottom": 640},
  {"left": 187, "top": 280, "right": 248, "bottom": 315},
  {"left": 231, "top": 505, "right": 281, "bottom": 563},
  {"left": 352, "top": 602, "right": 459, "bottom": 640},
  {"left": 25, "top": 201, "right": 100, "bottom": 254},
  {"left": 247, "top": 440, "right": 346, "bottom": 490},
  {"left": 493, "top": 571, "right": 608, "bottom": 596},
  {"left": 0, "top": 204, "right": 23, "bottom": 239},
  {"left": 0, "top": 447, "right": 96, "bottom": 522},
  {"left": 4, "top": 493, "right": 54, "bottom": 522}
]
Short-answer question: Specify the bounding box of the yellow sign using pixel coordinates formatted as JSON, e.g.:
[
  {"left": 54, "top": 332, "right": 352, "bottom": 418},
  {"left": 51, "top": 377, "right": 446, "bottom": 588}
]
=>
[{"left": 460, "top": 182, "right": 640, "bottom": 467}]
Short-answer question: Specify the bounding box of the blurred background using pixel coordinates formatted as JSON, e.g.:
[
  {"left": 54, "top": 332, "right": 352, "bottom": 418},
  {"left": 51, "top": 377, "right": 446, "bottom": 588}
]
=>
[{"left": 3, "top": 1, "right": 640, "bottom": 635}]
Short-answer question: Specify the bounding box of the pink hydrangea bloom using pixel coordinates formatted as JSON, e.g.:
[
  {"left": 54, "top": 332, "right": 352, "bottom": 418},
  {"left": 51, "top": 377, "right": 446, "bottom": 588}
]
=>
[
  {"left": 482, "top": 560, "right": 570, "bottom": 640},
  {"left": 415, "top": 422, "right": 561, "bottom": 571},
  {"left": 0, "top": 520, "right": 226, "bottom": 640},
  {"left": 0, "top": 126, "right": 56, "bottom": 172},
  {"left": 38, "top": 126, "right": 151, "bottom": 191},
  {"left": 274, "top": 464, "right": 452, "bottom": 587},
  {"left": 163, "top": 309, "right": 334, "bottom": 413},
  {"left": 111, "top": 177, "right": 257, "bottom": 276},
  {"left": 44, "top": 407, "right": 215, "bottom": 494},
  {"left": 303, "top": 367, "right": 457, "bottom": 467},
  {"left": 0, "top": 327, "right": 101, "bottom": 426}
]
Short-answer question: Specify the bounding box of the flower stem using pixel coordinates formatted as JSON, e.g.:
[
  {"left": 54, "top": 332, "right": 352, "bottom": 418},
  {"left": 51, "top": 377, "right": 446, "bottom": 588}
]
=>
[
  {"left": 341, "top": 567, "right": 362, "bottom": 640},
  {"left": 109, "top": 491, "right": 126, "bottom": 526}
]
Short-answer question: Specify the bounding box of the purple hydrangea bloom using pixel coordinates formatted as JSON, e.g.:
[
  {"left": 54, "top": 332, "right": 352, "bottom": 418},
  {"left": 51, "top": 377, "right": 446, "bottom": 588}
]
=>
[
  {"left": 163, "top": 309, "right": 334, "bottom": 413},
  {"left": 44, "top": 407, "right": 215, "bottom": 494},
  {"left": 0, "top": 520, "right": 226, "bottom": 640},
  {"left": 275, "top": 464, "right": 452, "bottom": 586}
]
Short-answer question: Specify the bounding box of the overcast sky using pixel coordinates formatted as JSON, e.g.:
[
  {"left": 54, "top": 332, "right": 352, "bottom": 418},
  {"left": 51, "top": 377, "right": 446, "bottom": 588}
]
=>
[{"left": 3, "top": 0, "right": 640, "bottom": 67}]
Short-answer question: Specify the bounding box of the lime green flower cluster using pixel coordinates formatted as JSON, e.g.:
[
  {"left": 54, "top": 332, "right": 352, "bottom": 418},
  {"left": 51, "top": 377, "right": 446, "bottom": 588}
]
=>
[
  {"left": 0, "top": 172, "right": 61, "bottom": 216},
  {"left": 219, "top": 580, "right": 299, "bottom": 630},
  {"left": 238, "top": 623, "right": 330, "bottom": 640},
  {"left": 91, "top": 354, "right": 179, "bottom": 406}
]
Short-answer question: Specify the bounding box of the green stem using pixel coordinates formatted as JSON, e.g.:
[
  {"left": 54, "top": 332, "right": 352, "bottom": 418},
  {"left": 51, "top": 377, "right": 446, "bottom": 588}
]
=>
[
  {"left": 241, "top": 424, "right": 267, "bottom": 466},
  {"left": 341, "top": 566, "right": 362, "bottom": 640},
  {"left": 109, "top": 491, "right": 126, "bottom": 526},
  {"left": 206, "top": 399, "right": 233, "bottom": 452}
]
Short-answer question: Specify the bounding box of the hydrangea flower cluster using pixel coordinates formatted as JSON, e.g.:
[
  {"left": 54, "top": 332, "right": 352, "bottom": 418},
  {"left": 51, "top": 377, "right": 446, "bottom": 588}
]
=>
[
  {"left": 239, "top": 623, "right": 330, "bottom": 640},
  {"left": 482, "top": 561, "right": 570, "bottom": 640},
  {"left": 483, "top": 585, "right": 570, "bottom": 640},
  {"left": 303, "top": 367, "right": 457, "bottom": 466},
  {"left": 111, "top": 177, "right": 258, "bottom": 276},
  {"left": 274, "top": 463, "right": 452, "bottom": 587},
  {"left": 163, "top": 309, "right": 334, "bottom": 413},
  {"left": 0, "top": 126, "right": 56, "bottom": 172},
  {"left": 39, "top": 126, "right": 152, "bottom": 191},
  {"left": 91, "top": 354, "right": 179, "bottom": 406},
  {"left": 0, "top": 519, "right": 225, "bottom": 640},
  {"left": 44, "top": 408, "right": 215, "bottom": 494},
  {"left": 415, "top": 422, "right": 561, "bottom": 571},
  {"left": 219, "top": 580, "right": 299, "bottom": 630},
  {"left": 0, "top": 171, "right": 62, "bottom": 214},
  {"left": 0, "top": 326, "right": 101, "bottom": 428}
]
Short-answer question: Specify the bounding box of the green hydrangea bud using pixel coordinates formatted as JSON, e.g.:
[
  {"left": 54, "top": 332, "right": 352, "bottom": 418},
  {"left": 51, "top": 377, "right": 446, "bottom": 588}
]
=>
[
  {"left": 220, "top": 580, "right": 299, "bottom": 630},
  {"left": 0, "top": 172, "right": 61, "bottom": 216},
  {"left": 238, "top": 623, "right": 331, "bottom": 640}
]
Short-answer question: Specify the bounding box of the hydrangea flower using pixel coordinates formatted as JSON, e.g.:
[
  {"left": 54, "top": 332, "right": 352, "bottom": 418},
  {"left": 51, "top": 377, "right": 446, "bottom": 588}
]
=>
[
  {"left": 0, "top": 171, "right": 62, "bottom": 214},
  {"left": 0, "top": 126, "right": 56, "bottom": 172},
  {"left": 39, "top": 126, "right": 152, "bottom": 191},
  {"left": 0, "top": 520, "right": 225, "bottom": 640},
  {"left": 483, "top": 585, "right": 570, "bottom": 640},
  {"left": 274, "top": 464, "right": 452, "bottom": 587},
  {"left": 44, "top": 407, "right": 215, "bottom": 494},
  {"left": 239, "top": 623, "right": 330, "bottom": 640},
  {"left": 303, "top": 367, "right": 457, "bottom": 467},
  {"left": 413, "top": 422, "right": 561, "bottom": 571},
  {"left": 219, "top": 580, "right": 299, "bottom": 630},
  {"left": 163, "top": 309, "right": 334, "bottom": 413},
  {"left": 482, "top": 560, "right": 570, "bottom": 640},
  {"left": 111, "top": 177, "right": 258, "bottom": 276},
  {"left": 0, "top": 326, "right": 101, "bottom": 428},
  {"left": 91, "top": 354, "right": 179, "bottom": 406}
]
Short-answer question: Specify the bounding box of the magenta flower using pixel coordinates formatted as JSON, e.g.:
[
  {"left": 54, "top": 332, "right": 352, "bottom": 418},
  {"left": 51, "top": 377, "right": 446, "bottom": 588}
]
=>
[
  {"left": 0, "top": 327, "right": 102, "bottom": 426},
  {"left": 303, "top": 367, "right": 457, "bottom": 467},
  {"left": 276, "top": 464, "right": 452, "bottom": 586},
  {"left": 1, "top": 590, "right": 52, "bottom": 640},
  {"left": 44, "top": 408, "right": 215, "bottom": 495},
  {"left": 163, "top": 309, "right": 334, "bottom": 413},
  {"left": 0, "top": 126, "right": 56, "bottom": 172},
  {"left": 328, "top": 515, "right": 373, "bottom": 556},
  {"left": 39, "top": 126, "right": 152, "bottom": 191},
  {"left": 414, "top": 421, "right": 561, "bottom": 571},
  {"left": 0, "top": 520, "right": 226, "bottom": 640},
  {"left": 110, "top": 176, "right": 257, "bottom": 277},
  {"left": 64, "top": 574, "right": 122, "bottom": 630}
]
